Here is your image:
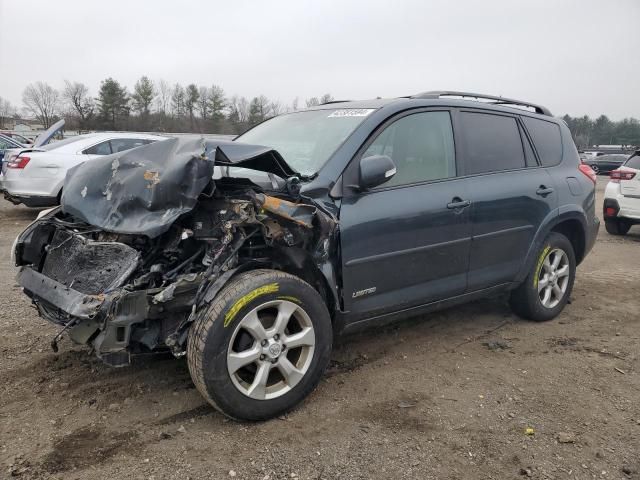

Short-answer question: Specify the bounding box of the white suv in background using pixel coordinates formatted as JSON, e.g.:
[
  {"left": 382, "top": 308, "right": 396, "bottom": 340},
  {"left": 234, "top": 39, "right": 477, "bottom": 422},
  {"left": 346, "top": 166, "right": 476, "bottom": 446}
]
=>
[
  {"left": 1, "top": 132, "right": 166, "bottom": 207},
  {"left": 603, "top": 150, "right": 640, "bottom": 235}
]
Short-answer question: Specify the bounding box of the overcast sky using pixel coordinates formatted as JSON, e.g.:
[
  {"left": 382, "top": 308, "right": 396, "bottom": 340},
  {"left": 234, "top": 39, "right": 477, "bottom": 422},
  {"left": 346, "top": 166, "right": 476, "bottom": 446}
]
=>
[{"left": 1, "top": 0, "right": 639, "bottom": 119}]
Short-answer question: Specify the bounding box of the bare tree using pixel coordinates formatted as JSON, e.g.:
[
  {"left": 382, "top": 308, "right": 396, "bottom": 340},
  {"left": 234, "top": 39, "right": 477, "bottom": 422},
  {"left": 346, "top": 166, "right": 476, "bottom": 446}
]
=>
[
  {"left": 156, "top": 79, "right": 171, "bottom": 114},
  {"left": 269, "top": 101, "right": 285, "bottom": 116},
  {"left": 197, "top": 86, "right": 210, "bottom": 120},
  {"left": 0, "top": 96, "right": 16, "bottom": 129},
  {"left": 171, "top": 84, "right": 185, "bottom": 118},
  {"left": 228, "top": 95, "right": 250, "bottom": 126},
  {"left": 305, "top": 96, "right": 320, "bottom": 108},
  {"left": 291, "top": 97, "right": 299, "bottom": 111},
  {"left": 62, "top": 80, "right": 94, "bottom": 129},
  {"left": 22, "top": 82, "right": 59, "bottom": 128},
  {"left": 319, "top": 93, "right": 334, "bottom": 104}
]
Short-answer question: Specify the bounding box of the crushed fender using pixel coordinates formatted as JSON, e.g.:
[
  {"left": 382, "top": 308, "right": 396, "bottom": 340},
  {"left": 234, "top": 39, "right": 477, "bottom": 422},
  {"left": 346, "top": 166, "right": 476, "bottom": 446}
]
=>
[{"left": 14, "top": 137, "right": 338, "bottom": 366}]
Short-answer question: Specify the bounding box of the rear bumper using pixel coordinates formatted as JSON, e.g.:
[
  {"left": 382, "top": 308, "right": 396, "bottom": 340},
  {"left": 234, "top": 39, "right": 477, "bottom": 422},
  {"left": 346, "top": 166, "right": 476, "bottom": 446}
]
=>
[
  {"left": 604, "top": 184, "right": 640, "bottom": 222},
  {"left": 603, "top": 197, "right": 640, "bottom": 223},
  {"left": 0, "top": 175, "right": 60, "bottom": 207},
  {"left": 2, "top": 189, "right": 59, "bottom": 207},
  {"left": 617, "top": 196, "right": 640, "bottom": 221}
]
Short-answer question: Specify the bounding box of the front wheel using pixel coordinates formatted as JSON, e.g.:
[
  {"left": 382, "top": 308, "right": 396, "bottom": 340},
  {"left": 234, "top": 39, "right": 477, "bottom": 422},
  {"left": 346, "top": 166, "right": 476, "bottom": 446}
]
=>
[
  {"left": 187, "top": 269, "right": 332, "bottom": 421},
  {"left": 510, "top": 232, "right": 576, "bottom": 322}
]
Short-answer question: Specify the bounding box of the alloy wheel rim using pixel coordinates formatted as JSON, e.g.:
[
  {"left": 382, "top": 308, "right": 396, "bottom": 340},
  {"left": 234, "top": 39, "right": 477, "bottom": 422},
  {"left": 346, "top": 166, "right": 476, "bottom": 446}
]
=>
[
  {"left": 227, "top": 300, "right": 315, "bottom": 400},
  {"left": 537, "top": 248, "right": 570, "bottom": 309}
]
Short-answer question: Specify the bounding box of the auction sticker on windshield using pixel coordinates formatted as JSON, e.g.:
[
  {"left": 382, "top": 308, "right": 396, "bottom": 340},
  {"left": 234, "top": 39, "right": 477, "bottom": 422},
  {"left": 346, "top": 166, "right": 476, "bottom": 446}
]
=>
[{"left": 328, "top": 109, "right": 376, "bottom": 118}]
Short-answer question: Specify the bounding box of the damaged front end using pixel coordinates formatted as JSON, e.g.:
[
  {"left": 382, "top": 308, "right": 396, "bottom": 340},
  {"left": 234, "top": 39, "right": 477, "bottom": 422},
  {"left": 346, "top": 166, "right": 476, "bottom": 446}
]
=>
[{"left": 14, "top": 137, "right": 338, "bottom": 367}]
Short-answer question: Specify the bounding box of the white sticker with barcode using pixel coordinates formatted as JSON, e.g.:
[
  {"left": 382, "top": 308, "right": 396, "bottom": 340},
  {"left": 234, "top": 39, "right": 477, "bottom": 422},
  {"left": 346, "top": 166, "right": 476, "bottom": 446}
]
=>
[{"left": 328, "top": 109, "right": 376, "bottom": 118}]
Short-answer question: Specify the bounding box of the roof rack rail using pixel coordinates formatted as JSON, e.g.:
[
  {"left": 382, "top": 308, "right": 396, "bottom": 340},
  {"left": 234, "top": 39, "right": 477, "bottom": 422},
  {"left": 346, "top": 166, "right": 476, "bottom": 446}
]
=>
[
  {"left": 410, "top": 90, "right": 552, "bottom": 116},
  {"left": 319, "top": 100, "right": 353, "bottom": 105}
]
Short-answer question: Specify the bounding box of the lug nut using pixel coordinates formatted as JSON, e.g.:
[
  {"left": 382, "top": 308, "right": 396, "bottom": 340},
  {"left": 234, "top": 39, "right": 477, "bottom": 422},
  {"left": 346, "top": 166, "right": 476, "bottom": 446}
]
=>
[
  {"left": 261, "top": 339, "right": 268, "bottom": 346},
  {"left": 259, "top": 354, "right": 265, "bottom": 361},
  {"left": 273, "top": 334, "right": 280, "bottom": 340},
  {"left": 281, "top": 345, "right": 286, "bottom": 351}
]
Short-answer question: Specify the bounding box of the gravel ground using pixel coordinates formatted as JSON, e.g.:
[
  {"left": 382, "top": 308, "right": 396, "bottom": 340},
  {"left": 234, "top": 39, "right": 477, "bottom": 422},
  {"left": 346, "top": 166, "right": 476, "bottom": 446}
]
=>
[{"left": 1, "top": 176, "right": 639, "bottom": 480}]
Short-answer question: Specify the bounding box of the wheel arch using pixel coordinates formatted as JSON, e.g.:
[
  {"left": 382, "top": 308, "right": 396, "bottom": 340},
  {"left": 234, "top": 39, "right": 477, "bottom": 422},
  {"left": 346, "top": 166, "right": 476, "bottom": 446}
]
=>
[
  {"left": 550, "top": 218, "right": 586, "bottom": 265},
  {"left": 197, "top": 250, "right": 339, "bottom": 328},
  {"left": 515, "top": 208, "right": 588, "bottom": 284},
  {"left": 269, "top": 248, "right": 339, "bottom": 322}
]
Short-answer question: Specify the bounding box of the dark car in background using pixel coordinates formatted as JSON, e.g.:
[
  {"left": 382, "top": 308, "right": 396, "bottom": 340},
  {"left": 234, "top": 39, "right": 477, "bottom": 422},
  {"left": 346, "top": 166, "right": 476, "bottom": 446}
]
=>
[
  {"left": 12, "top": 91, "right": 599, "bottom": 421},
  {"left": 583, "top": 153, "right": 629, "bottom": 174},
  {"left": 0, "top": 133, "right": 25, "bottom": 169},
  {"left": 0, "top": 132, "right": 33, "bottom": 145}
]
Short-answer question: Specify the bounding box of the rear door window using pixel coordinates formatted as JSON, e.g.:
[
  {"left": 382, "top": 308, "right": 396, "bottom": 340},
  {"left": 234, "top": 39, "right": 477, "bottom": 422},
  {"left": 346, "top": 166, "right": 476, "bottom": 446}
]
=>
[
  {"left": 361, "top": 111, "right": 456, "bottom": 187},
  {"left": 84, "top": 141, "right": 112, "bottom": 155},
  {"left": 522, "top": 117, "right": 563, "bottom": 166},
  {"left": 459, "top": 112, "right": 525, "bottom": 175}
]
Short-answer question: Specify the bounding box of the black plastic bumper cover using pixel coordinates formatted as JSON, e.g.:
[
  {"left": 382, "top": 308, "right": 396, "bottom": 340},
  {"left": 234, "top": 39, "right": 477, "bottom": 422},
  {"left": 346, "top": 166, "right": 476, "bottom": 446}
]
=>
[{"left": 17, "top": 267, "right": 106, "bottom": 319}]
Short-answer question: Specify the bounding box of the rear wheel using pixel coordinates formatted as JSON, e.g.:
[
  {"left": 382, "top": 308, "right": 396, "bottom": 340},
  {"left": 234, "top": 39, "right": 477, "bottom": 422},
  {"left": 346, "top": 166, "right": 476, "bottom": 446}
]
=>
[
  {"left": 187, "top": 269, "right": 332, "bottom": 421},
  {"left": 604, "top": 219, "right": 631, "bottom": 236},
  {"left": 590, "top": 164, "right": 599, "bottom": 174},
  {"left": 510, "top": 232, "right": 576, "bottom": 322}
]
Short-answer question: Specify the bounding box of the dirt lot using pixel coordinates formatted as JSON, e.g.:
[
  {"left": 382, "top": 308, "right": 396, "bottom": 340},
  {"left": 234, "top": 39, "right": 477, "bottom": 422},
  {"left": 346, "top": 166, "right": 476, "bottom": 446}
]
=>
[{"left": 1, "top": 177, "right": 638, "bottom": 480}]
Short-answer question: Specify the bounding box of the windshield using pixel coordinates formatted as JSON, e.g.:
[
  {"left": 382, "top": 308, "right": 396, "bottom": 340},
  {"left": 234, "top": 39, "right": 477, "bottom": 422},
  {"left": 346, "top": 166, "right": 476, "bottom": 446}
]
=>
[{"left": 236, "top": 108, "right": 376, "bottom": 175}]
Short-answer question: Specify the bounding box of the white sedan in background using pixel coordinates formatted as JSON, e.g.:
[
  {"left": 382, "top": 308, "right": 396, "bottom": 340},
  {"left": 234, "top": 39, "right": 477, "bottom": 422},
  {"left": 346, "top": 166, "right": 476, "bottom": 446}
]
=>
[
  {"left": 603, "top": 150, "right": 640, "bottom": 235},
  {"left": 1, "top": 131, "right": 166, "bottom": 207}
]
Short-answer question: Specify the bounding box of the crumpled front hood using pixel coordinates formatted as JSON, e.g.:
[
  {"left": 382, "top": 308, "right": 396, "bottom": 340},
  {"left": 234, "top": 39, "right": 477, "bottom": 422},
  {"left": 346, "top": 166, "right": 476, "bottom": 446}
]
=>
[
  {"left": 61, "top": 136, "right": 302, "bottom": 238},
  {"left": 205, "top": 139, "right": 301, "bottom": 179}
]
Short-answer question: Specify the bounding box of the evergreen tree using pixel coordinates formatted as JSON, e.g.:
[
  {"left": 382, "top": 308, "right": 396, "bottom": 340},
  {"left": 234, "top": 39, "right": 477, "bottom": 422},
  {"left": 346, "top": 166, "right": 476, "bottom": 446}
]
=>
[
  {"left": 131, "top": 76, "right": 155, "bottom": 116},
  {"left": 185, "top": 84, "right": 200, "bottom": 128},
  {"left": 97, "top": 78, "right": 129, "bottom": 130},
  {"left": 208, "top": 85, "right": 226, "bottom": 132}
]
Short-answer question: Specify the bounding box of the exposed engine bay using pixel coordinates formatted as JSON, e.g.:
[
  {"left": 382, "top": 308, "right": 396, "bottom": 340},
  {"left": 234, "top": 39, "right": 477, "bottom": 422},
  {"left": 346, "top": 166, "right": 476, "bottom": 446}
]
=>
[{"left": 13, "top": 137, "right": 338, "bottom": 366}]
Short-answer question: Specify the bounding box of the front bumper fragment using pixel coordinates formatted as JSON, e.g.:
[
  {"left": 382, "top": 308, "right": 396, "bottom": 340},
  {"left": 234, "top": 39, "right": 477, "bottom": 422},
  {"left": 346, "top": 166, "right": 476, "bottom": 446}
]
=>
[{"left": 17, "top": 267, "right": 106, "bottom": 318}]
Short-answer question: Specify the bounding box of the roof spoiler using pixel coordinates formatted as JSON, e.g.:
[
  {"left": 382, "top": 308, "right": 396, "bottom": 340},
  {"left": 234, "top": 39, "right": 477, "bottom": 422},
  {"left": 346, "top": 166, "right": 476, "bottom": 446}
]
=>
[{"left": 410, "top": 91, "right": 552, "bottom": 116}]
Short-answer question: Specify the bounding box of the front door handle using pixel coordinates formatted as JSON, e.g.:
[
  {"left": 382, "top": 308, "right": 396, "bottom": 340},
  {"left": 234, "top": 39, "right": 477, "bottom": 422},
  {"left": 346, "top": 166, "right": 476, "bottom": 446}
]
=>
[
  {"left": 536, "top": 186, "right": 554, "bottom": 197},
  {"left": 447, "top": 198, "right": 471, "bottom": 210}
]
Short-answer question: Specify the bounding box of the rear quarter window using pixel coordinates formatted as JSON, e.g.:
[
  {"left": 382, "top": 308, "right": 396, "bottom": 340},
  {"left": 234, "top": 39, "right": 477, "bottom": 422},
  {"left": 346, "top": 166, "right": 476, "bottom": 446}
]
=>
[
  {"left": 459, "top": 112, "right": 525, "bottom": 175},
  {"left": 624, "top": 154, "right": 640, "bottom": 170},
  {"left": 110, "top": 138, "right": 152, "bottom": 153},
  {"left": 522, "top": 117, "right": 563, "bottom": 167},
  {"left": 84, "top": 141, "right": 112, "bottom": 155}
]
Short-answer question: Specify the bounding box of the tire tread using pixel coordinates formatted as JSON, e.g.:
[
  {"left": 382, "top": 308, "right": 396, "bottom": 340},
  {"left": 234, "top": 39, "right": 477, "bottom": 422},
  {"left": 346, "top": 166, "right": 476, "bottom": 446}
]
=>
[{"left": 187, "top": 269, "right": 328, "bottom": 421}]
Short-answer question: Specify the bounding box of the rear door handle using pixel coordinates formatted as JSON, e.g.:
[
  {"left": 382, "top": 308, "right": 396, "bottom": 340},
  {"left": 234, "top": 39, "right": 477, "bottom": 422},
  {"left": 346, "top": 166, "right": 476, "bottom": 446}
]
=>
[
  {"left": 447, "top": 198, "right": 471, "bottom": 209},
  {"left": 536, "top": 186, "right": 554, "bottom": 197}
]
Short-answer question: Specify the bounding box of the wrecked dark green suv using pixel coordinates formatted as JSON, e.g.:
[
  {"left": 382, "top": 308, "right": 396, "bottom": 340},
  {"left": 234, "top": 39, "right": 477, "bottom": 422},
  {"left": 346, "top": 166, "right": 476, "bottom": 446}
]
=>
[{"left": 13, "top": 92, "right": 599, "bottom": 420}]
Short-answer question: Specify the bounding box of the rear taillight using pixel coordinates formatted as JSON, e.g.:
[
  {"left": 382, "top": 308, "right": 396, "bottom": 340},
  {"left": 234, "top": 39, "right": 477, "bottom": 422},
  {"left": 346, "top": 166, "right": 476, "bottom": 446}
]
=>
[
  {"left": 605, "top": 207, "right": 617, "bottom": 217},
  {"left": 578, "top": 163, "right": 596, "bottom": 184},
  {"left": 609, "top": 169, "right": 636, "bottom": 183},
  {"left": 7, "top": 155, "right": 30, "bottom": 169}
]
